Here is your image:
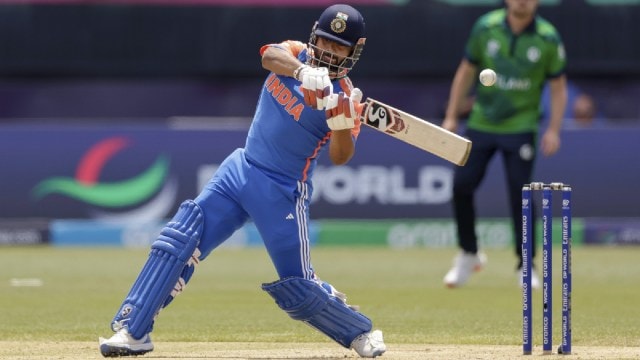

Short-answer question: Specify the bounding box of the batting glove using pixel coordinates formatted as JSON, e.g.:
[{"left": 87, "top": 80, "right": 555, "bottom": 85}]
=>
[
  {"left": 325, "top": 88, "right": 363, "bottom": 131},
  {"left": 299, "top": 66, "right": 333, "bottom": 110}
]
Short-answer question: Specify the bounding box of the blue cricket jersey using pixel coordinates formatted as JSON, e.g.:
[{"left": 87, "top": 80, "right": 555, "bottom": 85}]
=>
[{"left": 244, "top": 41, "right": 360, "bottom": 187}]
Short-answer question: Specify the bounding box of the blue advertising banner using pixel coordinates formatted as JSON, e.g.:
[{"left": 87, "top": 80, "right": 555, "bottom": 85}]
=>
[
  {"left": 1, "top": 122, "right": 639, "bottom": 220},
  {"left": 0, "top": 124, "right": 245, "bottom": 221},
  {"left": 314, "top": 126, "right": 640, "bottom": 219},
  {"left": 584, "top": 218, "right": 640, "bottom": 245}
]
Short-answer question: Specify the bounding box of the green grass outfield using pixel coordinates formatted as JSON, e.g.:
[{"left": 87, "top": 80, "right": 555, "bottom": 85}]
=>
[{"left": 1, "top": 246, "right": 639, "bottom": 358}]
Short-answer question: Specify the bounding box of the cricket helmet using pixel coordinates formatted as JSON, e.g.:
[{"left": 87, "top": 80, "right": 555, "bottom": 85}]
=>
[{"left": 308, "top": 4, "right": 366, "bottom": 78}]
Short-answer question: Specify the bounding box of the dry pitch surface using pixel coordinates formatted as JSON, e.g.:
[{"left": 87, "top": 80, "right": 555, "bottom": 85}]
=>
[{"left": 1, "top": 342, "right": 639, "bottom": 359}]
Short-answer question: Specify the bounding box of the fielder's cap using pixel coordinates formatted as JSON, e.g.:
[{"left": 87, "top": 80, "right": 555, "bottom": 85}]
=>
[{"left": 314, "top": 4, "right": 365, "bottom": 47}]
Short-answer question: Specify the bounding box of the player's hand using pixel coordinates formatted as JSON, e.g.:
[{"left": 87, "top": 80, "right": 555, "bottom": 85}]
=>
[
  {"left": 300, "top": 67, "right": 333, "bottom": 110},
  {"left": 540, "top": 129, "right": 561, "bottom": 156},
  {"left": 442, "top": 117, "right": 458, "bottom": 133},
  {"left": 325, "top": 89, "right": 362, "bottom": 131}
]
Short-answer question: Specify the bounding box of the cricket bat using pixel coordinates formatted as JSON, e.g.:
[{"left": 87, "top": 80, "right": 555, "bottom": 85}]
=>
[{"left": 358, "top": 98, "right": 472, "bottom": 166}]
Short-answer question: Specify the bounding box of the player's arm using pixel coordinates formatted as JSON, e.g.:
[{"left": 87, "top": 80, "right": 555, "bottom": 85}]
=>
[
  {"left": 329, "top": 129, "right": 355, "bottom": 165},
  {"left": 443, "top": 59, "right": 477, "bottom": 133},
  {"left": 540, "top": 74, "right": 567, "bottom": 156},
  {"left": 261, "top": 44, "right": 305, "bottom": 79},
  {"left": 261, "top": 43, "right": 332, "bottom": 110}
]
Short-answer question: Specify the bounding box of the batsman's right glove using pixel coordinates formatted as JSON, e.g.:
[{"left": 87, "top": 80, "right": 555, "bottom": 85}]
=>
[{"left": 325, "top": 88, "right": 363, "bottom": 131}]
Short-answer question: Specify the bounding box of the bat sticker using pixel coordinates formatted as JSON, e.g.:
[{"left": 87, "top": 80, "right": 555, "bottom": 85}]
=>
[{"left": 361, "top": 100, "right": 406, "bottom": 134}]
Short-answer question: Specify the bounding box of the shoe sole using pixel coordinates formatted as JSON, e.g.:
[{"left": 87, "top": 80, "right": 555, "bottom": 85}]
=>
[
  {"left": 99, "top": 343, "right": 153, "bottom": 357},
  {"left": 371, "top": 348, "right": 386, "bottom": 357}
]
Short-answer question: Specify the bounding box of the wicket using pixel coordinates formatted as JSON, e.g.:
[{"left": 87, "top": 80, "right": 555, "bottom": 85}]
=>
[{"left": 522, "top": 182, "right": 572, "bottom": 355}]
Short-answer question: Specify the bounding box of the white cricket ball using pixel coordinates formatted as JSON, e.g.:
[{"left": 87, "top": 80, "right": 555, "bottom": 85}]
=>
[{"left": 479, "top": 69, "right": 497, "bottom": 86}]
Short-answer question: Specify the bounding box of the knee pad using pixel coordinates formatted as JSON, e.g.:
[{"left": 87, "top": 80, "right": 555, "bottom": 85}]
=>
[
  {"left": 111, "top": 200, "right": 203, "bottom": 339},
  {"left": 262, "top": 277, "right": 372, "bottom": 348}
]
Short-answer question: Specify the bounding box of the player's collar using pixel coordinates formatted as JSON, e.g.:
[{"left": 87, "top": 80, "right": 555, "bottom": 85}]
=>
[{"left": 503, "top": 14, "right": 538, "bottom": 35}]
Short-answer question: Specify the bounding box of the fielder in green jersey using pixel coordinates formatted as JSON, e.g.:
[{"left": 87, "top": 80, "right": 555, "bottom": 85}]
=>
[{"left": 441, "top": 0, "right": 568, "bottom": 289}]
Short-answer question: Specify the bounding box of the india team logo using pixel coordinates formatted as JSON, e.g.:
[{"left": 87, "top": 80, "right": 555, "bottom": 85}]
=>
[
  {"left": 31, "top": 136, "right": 178, "bottom": 221},
  {"left": 331, "top": 12, "right": 348, "bottom": 33}
]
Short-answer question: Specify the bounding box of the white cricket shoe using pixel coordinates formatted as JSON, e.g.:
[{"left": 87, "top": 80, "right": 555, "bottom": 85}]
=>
[
  {"left": 351, "top": 329, "right": 386, "bottom": 358},
  {"left": 99, "top": 328, "right": 154, "bottom": 357},
  {"left": 517, "top": 266, "right": 542, "bottom": 290},
  {"left": 443, "top": 251, "right": 487, "bottom": 288}
]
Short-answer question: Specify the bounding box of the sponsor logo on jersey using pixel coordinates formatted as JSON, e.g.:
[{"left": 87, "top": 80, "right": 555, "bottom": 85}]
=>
[{"left": 495, "top": 75, "right": 532, "bottom": 91}]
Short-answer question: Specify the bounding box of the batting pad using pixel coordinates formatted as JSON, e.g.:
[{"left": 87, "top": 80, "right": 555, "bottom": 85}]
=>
[
  {"left": 111, "top": 200, "right": 203, "bottom": 339},
  {"left": 262, "top": 277, "right": 372, "bottom": 348}
]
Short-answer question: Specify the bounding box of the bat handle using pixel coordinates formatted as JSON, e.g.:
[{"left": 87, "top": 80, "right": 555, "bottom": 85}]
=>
[{"left": 355, "top": 102, "right": 365, "bottom": 118}]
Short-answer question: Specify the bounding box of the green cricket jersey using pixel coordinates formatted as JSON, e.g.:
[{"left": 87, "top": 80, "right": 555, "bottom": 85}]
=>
[{"left": 465, "top": 8, "right": 566, "bottom": 133}]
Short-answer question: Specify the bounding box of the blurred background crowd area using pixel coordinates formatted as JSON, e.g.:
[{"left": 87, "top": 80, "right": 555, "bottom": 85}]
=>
[
  {"left": 2, "top": 0, "right": 639, "bottom": 248},
  {"left": 0, "top": 0, "right": 639, "bottom": 127}
]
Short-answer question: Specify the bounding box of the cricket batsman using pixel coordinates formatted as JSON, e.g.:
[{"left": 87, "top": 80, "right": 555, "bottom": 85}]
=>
[{"left": 99, "top": 4, "right": 386, "bottom": 358}]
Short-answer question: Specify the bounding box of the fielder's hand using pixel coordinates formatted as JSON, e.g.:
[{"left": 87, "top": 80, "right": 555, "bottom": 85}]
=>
[
  {"left": 299, "top": 66, "right": 333, "bottom": 110},
  {"left": 325, "top": 88, "right": 363, "bottom": 131}
]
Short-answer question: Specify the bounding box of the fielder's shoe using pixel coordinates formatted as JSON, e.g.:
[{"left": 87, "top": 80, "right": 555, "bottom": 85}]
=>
[
  {"left": 517, "top": 266, "right": 542, "bottom": 290},
  {"left": 351, "top": 329, "right": 386, "bottom": 358},
  {"left": 443, "top": 251, "right": 487, "bottom": 288},
  {"left": 99, "top": 328, "right": 154, "bottom": 357}
]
